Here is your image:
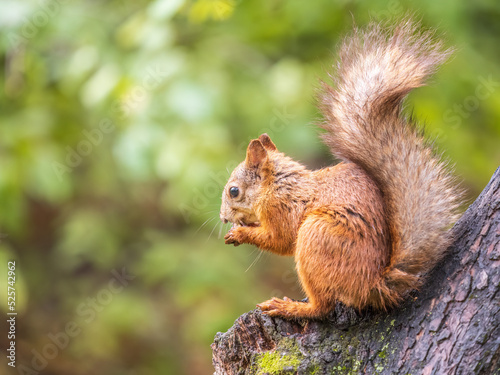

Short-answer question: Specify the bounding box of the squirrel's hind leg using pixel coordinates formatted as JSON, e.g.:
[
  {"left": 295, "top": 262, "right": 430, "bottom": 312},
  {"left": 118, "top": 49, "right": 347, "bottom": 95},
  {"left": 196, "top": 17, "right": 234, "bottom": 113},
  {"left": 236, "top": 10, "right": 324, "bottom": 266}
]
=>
[
  {"left": 257, "top": 296, "right": 330, "bottom": 319},
  {"left": 257, "top": 208, "right": 386, "bottom": 319},
  {"left": 297, "top": 209, "right": 385, "bottom": 315}
]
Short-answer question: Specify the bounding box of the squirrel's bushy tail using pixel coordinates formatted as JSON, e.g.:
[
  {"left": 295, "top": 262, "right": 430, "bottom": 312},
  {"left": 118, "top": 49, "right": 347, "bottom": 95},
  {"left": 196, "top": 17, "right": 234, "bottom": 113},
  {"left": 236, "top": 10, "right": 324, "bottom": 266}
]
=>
[{"left": 319, "top": 19, "right": 462, "bottom": 307}]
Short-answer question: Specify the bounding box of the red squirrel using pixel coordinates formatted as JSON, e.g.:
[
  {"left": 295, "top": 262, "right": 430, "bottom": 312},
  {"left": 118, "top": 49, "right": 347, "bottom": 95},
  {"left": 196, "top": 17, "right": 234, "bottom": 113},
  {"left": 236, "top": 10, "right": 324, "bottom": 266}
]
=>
[{"left": 219, "top": 20, "right": 462, "bottom": 319}]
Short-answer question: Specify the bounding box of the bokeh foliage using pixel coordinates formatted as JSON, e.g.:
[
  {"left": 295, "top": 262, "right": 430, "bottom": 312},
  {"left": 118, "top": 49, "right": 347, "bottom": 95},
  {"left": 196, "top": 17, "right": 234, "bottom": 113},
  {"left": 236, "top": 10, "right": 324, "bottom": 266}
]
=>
[{"left": 0, "top": 0, "right": 499, "bottom": 373}]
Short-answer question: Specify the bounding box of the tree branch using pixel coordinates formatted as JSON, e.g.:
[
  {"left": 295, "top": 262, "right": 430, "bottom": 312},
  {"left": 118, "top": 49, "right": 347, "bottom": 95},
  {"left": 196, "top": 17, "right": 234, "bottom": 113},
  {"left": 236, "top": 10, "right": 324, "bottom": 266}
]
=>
[{"left": 212, "top": 167, "right": 500, "bottom": 374}]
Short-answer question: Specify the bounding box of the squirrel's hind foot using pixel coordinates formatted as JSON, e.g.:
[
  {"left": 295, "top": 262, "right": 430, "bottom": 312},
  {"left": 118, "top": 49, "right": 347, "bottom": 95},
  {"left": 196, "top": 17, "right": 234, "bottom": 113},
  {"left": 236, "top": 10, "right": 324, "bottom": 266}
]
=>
[{"left": 257, "top": 296, "right": 329, "bottom": 319}]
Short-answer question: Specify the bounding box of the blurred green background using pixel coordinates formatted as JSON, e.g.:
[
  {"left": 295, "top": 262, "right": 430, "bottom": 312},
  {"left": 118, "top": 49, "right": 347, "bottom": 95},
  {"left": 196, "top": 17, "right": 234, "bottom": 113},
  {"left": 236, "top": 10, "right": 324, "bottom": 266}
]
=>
[{"left": 0, "top": 0, "right": 499, "bottom": 374}]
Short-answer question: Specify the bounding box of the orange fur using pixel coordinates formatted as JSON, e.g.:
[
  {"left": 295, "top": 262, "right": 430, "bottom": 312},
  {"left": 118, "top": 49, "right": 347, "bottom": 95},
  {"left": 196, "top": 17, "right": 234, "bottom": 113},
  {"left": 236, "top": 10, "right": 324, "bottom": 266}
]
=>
[{"left": 220, "top": 20, "right": 462, "bottom": 319}]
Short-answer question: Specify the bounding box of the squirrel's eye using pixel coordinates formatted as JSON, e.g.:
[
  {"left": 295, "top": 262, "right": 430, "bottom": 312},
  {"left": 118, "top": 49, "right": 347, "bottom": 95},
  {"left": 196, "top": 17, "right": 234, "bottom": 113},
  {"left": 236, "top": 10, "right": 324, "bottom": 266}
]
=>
[{"left": 229, "top": 186, "right": 239, "bottom": 198}]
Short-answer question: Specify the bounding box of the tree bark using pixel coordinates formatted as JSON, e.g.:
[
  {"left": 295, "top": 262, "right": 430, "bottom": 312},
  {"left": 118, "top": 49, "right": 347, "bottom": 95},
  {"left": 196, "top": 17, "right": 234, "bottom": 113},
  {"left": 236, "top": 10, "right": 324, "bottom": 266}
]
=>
[{"left": 212, "top": 167, "right": 500, "bottom": 375}]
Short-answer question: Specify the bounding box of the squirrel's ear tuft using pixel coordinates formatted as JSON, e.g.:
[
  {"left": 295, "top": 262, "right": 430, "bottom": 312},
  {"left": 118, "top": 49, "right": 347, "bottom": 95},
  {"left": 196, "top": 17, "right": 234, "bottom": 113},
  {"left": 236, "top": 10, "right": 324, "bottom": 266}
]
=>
[
  {"left": 246, "top": 140, "right": 268, "bottom": 169},
  {"left": 258, "top": 134, "right": 277, "bottom": 151}
]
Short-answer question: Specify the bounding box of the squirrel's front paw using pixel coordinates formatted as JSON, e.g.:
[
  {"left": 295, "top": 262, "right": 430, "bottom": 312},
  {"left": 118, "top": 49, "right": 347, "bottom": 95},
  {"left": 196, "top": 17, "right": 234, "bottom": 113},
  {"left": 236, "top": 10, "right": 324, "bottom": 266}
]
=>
[{"left": 224, "top": 227, "right": 245, "bottom": 246}]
